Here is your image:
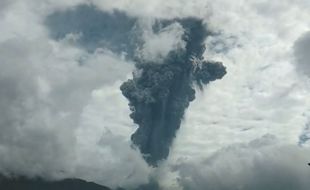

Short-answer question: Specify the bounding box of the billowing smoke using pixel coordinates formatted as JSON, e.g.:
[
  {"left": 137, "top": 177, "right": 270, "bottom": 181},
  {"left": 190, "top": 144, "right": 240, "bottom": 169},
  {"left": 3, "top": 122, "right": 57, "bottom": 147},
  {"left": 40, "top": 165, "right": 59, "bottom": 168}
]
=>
[
  {"left": 45, "top": 5, "right": 226, "bottom": 166},
  {"left": 121, "top": 18, "right": 226, "bottom": 166},
  {"left": 3, "top": 1, "right": 309, "bottom": 189}
]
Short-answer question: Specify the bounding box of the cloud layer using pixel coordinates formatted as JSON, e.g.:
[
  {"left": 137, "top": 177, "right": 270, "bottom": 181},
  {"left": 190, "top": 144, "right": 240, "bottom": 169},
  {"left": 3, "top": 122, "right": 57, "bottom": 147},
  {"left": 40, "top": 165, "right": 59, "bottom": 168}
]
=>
[{"left": 0, "top": 0, "right": 310, "bottom": 190}]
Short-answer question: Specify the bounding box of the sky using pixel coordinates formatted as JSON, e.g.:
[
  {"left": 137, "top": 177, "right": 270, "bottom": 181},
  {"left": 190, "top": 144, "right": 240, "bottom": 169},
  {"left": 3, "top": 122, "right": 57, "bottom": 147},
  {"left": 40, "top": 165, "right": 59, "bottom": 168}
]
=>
[{"left": 0, "top": 0, "right": 310, "bottom": 190}]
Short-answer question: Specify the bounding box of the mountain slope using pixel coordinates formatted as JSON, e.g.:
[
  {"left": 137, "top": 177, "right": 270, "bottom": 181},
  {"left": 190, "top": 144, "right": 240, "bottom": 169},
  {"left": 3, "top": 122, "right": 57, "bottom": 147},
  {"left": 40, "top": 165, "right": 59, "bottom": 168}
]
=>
[{"left": 0, "top": 176, "right": 112, "bottom": 190}]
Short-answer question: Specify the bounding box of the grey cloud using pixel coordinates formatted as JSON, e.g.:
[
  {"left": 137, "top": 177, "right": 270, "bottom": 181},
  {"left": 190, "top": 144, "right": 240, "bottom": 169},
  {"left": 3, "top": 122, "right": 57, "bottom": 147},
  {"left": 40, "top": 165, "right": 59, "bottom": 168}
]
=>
[
  {"left": 0, "top": 0, "right": 12, "bottom": 14},
  {"left": 1, "top": 1, "right": 310, "bottom": 190},
  {"left": 294, "top": 31, "right": 310, "bottom": 77},
  {"left": 44, "top": 4, "right": 188, "bottom": 62},
  {"left": 45, "top": 4, "right": 139, "bottom": 56},
  {"left": 0, "top": 38, "right": 76, "bottom": 178},
  {"left": 174, "top": 135, "right": 310, "bottom": 190},
  {"left": 0, "top": 35, "right": 137, "bottom": 183},
  {"left": 121, "top": 18, "right": 226, "bottom": 166}
]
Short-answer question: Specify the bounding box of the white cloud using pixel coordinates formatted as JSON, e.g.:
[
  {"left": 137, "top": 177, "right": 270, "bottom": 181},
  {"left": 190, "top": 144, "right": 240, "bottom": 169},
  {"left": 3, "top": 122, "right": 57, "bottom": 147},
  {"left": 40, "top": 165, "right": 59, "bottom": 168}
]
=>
[
  {"left": 168, "top": 0, "right": 310, "bottom": 158},
  {"left": 74, "top": 83, "right": 152, "bottom": 188},
  {"left": 90, "top": 0, "right": 209, "bottom": 19},
  {"left": 137, "top": 21, "right": 185, "bottom": 63},
  {"left": 1, "top": 0, "right": 310, "bottom": 189},
  {"left": 0, "top": 1, "right": 151, "bottom": 188},
  {"left": 162, "top": 136, "right": 310, "bottom": 190},
  {"left": 160, "top": 0, "right": 310, "bottom": 189}
]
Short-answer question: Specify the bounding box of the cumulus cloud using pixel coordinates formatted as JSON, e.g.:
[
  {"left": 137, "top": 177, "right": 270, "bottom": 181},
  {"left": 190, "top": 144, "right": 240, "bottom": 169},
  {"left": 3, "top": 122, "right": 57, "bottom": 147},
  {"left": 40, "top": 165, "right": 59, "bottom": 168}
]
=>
[
  {"left": 74, "top": 84, "right": 152, "bottom": 188},
  {"left": 0, "top": 32, "right": 150, "bottom": 185},
  {"left": 159, "top": 0, "right": 310, "bottom": 189},
  {"left": 166, "top": 136, "right": 310, "bottom": 190},
  {"left": 169, "top": 0, "right": 310, "bottom": 157},
  {"left": 0, "top": 1, "right": 151, "bottom": 188},
  {"left": 1, "top": 0, "right": 310, "bottom": 190},
  {"left": 136, "top": 22, "right": 185, "bottom": 63},
  {"left": 90, "top": 0, "right": 209, "bottom": 19}
]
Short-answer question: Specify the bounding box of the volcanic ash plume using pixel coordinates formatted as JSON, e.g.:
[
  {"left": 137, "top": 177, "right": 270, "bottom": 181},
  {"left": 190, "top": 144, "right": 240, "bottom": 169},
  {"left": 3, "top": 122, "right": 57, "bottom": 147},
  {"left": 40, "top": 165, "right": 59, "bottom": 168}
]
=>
[{"left": 121, "top": 18, "right": 226, "bottom": 166}]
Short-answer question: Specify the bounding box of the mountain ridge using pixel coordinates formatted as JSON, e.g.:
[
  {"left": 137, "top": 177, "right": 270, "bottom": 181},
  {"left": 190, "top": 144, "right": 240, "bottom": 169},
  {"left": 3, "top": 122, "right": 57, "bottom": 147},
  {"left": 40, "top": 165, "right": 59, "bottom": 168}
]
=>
[{"left": 0, "top": 175, "right": 112, "bottom": 190}]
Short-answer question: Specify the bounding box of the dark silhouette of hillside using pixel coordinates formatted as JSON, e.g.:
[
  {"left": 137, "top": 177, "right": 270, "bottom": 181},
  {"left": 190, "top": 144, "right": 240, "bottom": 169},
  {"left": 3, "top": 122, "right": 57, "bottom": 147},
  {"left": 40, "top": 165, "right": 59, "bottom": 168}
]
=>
[{"left": 0, "top": 176, "right": 111, "bottom": 190}]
